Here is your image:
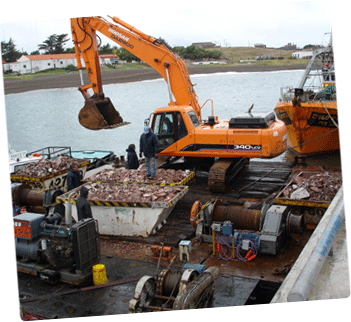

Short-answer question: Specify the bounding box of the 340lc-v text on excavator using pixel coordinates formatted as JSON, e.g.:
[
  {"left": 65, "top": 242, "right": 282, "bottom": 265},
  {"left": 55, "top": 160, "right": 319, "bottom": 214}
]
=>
[{"left": 71, "top": 16, "right": 287, "bottom": 192}]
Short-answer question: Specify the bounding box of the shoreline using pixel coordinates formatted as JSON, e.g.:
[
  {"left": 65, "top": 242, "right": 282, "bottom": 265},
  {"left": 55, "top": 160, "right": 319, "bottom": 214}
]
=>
[{"left": 3, "top": 63, "right": 306, "bottom": 95}]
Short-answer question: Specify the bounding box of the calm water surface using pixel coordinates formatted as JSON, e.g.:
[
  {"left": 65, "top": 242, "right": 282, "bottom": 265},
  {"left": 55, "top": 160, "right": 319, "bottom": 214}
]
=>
[{"left": 5, "top": 70, "right": 308, "bottom": 162}]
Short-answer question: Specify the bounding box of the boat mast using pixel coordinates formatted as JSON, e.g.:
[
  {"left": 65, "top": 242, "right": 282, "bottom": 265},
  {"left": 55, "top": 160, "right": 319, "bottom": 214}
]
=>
[{"left": 297, "top": 33, "right": 333, "bottom": 89}]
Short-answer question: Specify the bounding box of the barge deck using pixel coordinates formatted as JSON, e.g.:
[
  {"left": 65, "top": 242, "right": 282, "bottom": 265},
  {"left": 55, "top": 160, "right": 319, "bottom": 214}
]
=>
[{"left": 12, "top": 159, "right": 350, "bottom": 320}]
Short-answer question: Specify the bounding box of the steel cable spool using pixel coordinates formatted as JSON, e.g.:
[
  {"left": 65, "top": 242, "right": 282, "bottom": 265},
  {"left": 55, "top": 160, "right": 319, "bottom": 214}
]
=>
[
  {"left": 13, "top": 184, "right": 45, "bottom": 207},
  {"left": 163, "top": 272, "right": 181, "bottom": 296},
  {"left": 286, "top": 212, "right": 304, "bottom": 235},
  {"left": 157, "top": 269, "right": 200, "bottom": 297},
  {"left": 157, "top": 269, "right": 181, "bottom": 296},
  {"left": 213, "top": 202, "right": 261, "bottom": 231}
]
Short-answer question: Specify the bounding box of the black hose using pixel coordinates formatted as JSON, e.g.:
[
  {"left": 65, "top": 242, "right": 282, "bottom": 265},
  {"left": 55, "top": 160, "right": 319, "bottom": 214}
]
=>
[{"left": 40, "top": 221, "right": 70, "bottom": 238}]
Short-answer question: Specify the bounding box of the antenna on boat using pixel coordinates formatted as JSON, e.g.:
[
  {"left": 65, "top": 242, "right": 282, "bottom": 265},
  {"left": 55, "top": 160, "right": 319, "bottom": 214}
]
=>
[{"left": 247, "top": 103, "right": 254, "bottom": 116}]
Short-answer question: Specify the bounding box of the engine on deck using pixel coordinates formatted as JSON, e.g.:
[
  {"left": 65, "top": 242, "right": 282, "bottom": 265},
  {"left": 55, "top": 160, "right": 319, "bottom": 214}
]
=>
[{"left": 14, "top": 212, "right": 99, "bottom": 284}]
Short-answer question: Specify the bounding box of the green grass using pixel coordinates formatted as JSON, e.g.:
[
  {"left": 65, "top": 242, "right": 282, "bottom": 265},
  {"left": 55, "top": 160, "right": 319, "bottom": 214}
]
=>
[
  {"left": 252, "top": 58, "right": 309, "bottom": 67},
  {"left": 3, "top": 74, "right": 35, "bottom": 80},
  {"left": 3, "top": 67, "right": 73, "bottom": 79},
  {"left": 3, "top": 63, "right": 150, "bottom": 79},
  {"left": 213, "top": 46, "right": 297, "bottom": 61},
  {"left": 3, "top": 48, "right": 307, "bottom": 79},
  {"left": 105, "top": 63, "right": 149, "bottom": 70}
]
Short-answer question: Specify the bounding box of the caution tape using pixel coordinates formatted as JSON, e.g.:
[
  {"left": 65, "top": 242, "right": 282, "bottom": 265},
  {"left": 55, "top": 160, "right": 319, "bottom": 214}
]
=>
[
  {"left": 274, "top": 197, "right": 330, "bottom": 209},
  {"left": 57, "top": 186, "right": 188, "bottom": 209}
]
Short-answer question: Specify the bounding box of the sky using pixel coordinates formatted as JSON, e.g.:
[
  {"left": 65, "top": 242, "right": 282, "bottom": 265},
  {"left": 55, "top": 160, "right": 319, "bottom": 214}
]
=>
[{"left": 0, "top": 0, "right": 336, "bottom": 54}]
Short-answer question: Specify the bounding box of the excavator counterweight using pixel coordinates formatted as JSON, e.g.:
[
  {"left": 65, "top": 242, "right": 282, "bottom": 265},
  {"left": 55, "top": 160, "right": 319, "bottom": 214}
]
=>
[{"left": 78, "top": 94, "right": 129, "bottom": 130}]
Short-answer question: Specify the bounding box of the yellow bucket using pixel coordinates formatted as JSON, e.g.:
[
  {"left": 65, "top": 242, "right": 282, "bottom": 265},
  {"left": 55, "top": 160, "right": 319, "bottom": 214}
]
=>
[{"left": 92, "top": 264, "right": 108, "bottom": 285}]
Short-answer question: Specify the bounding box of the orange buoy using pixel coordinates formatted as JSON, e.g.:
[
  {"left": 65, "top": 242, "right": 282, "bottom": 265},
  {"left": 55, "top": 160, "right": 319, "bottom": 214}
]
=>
[{"left": 190, "top": 200, "right": 202, "bottom": 228}]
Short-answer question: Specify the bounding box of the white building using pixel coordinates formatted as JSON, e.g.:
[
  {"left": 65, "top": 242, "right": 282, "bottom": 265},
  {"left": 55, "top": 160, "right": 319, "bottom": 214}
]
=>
[
  {"left": 2, "top": 59, "right": 12, "bottom": 73},
  {"left": 15, "top": 54, "right": 77, "bottom": 74},
  {"left": 292, "top": 51, "right": 313, "bottom": 59},
  {"left": 2, "top": 53, "right": 119, "bottom": 74}
]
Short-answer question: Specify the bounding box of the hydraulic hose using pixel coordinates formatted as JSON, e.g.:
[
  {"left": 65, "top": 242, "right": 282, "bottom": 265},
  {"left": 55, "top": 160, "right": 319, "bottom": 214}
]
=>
[{"left": 40, "top": 221, "right": 70, "bottom": 238}]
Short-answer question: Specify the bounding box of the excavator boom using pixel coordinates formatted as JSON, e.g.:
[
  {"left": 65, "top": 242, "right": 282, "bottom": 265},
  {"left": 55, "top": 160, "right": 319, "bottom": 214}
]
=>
[
  {"left": 71, "top": 16, "right": 201, "bottom": 130},
  {"left": 71, "top": 15, "right": 287, "bottom": 191}
]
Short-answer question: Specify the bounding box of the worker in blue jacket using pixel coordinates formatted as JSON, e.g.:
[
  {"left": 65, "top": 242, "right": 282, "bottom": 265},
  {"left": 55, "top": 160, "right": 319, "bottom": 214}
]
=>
[
  {"left": 126, "top": 144, "right": 139, "bottom": 170},
  {"left": 67, "top": 162, "right": 82, "bottom": 191},
  {"left": 139, "top": 126, "right": 159, "bottom": 179}
]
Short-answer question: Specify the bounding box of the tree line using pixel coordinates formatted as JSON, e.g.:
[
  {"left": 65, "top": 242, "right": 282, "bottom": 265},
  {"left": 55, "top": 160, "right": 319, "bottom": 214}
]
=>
[
  {"left": 2, "top": 34, "right": 221, "bottom": 63},
  {"left": 1, "top": 34, "right": 72, "bottom": 62}
]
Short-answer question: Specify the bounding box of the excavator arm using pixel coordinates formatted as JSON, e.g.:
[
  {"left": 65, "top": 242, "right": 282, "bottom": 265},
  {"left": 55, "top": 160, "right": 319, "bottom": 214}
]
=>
[
  {"left": 71, "top": 16, "right": 201, "bottom": 130},
  {"left": 71, "top": 15, "right": 288, "bottom": 192}
]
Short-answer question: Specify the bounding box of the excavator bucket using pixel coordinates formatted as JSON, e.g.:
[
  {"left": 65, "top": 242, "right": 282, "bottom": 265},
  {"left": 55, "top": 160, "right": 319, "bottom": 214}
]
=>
[{"left": 78, "top": 96, "right": 129, "bottom": 130}]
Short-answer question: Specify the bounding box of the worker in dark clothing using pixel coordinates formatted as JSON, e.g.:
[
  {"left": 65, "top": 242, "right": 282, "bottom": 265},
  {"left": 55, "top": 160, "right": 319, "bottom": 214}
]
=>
[
  {"left": 76, "top": 186, "right": 92, "bottom": 221},
  {"left": 126, "top": 144, "right": 139, "bottom": 170},
  {"left": 67, "top": 162, "right": 82, "bottom": 191},
  {"left": 139, "top": 126, "right": 159, "bottom": 179}
]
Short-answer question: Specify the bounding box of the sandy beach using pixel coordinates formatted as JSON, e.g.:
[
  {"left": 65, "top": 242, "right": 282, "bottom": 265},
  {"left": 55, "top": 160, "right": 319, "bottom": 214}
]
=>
[{"left": 3, "top": 63, "right": 306, "bottom": 95}]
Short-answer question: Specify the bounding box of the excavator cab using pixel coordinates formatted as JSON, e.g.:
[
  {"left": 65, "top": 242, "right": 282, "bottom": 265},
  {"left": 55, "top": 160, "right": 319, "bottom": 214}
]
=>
[
  {"left": 78, "top": 94, "right": 129, "bottom": 130},
  {"left": 152, "top": 111, "right": 188, "bottom": 152}
]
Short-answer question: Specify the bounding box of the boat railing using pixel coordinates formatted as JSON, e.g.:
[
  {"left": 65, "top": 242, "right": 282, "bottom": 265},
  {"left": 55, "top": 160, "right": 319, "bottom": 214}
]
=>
[
  {"left": 279, "top": 84, "right": 332, "bottom": 102},
  {"left": 279, "top": 87, "right": 295, "bottom": 102},
  {"left": 27, "top": 146, "right": 72, "bottom": 159}
]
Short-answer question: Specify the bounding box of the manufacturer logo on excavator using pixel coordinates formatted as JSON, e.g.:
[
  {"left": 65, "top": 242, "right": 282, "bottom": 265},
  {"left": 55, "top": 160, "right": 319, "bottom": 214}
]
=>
[
  {"left": 108, "top": 28, "right": 134, "bottom": 49},
  {"left": 233, "top": 144, "right": 261, "bottom": 151}
]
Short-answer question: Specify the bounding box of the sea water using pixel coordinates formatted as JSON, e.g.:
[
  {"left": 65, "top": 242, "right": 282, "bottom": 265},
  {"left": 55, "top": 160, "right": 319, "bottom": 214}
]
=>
[{"left": 4, "top": 70, "right": 305, "bottom": 161}]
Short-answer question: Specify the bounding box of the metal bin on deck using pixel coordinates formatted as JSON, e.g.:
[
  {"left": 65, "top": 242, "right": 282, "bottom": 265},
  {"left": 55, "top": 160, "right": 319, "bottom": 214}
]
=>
[
  {"left": 56, "top": 182, "right": 188, "bottom": 237},
  {"left": 11, "top": 159, "right": 89, "bottom": 192}
]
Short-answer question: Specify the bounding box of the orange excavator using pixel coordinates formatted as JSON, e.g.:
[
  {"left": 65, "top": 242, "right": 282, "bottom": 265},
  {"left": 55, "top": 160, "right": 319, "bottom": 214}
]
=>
[{"left": 71, "top": 16, "right": 287, "bottom": 191}]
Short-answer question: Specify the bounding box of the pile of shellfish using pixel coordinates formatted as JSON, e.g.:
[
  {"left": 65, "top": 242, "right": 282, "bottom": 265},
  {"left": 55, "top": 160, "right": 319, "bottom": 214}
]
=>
[
  {"left": 85, "top": 168, "right": 192, "bottom": 185},
  {"left": 12, "top": 156, "right": 83, "bottom": 178},
  {"left": 70, "top": 183, "right": 185, "bottom": 203},
  {"left": 282, "top": 170, "right": 342, "bottom": 202}
]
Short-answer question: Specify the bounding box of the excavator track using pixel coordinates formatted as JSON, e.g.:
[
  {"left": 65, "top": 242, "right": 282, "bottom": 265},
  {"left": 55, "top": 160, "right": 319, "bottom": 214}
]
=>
[{"left": 208, "top": 158, "right": 249, "bottom": 193}]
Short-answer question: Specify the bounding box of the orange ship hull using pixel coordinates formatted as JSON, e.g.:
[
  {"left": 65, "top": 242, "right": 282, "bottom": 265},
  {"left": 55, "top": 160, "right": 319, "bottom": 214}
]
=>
[{"left": 274, "top": 101, "right": 339, "bottom": 156}]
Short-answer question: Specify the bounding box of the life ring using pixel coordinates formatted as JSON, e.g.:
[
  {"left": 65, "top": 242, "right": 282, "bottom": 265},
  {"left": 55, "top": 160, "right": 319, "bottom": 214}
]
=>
[
  {"left": 32, "top": 153, "right": 41, "bottom": 158},
  {"left": 190, "top": 200, "right": 202, "bottom": 228}
]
